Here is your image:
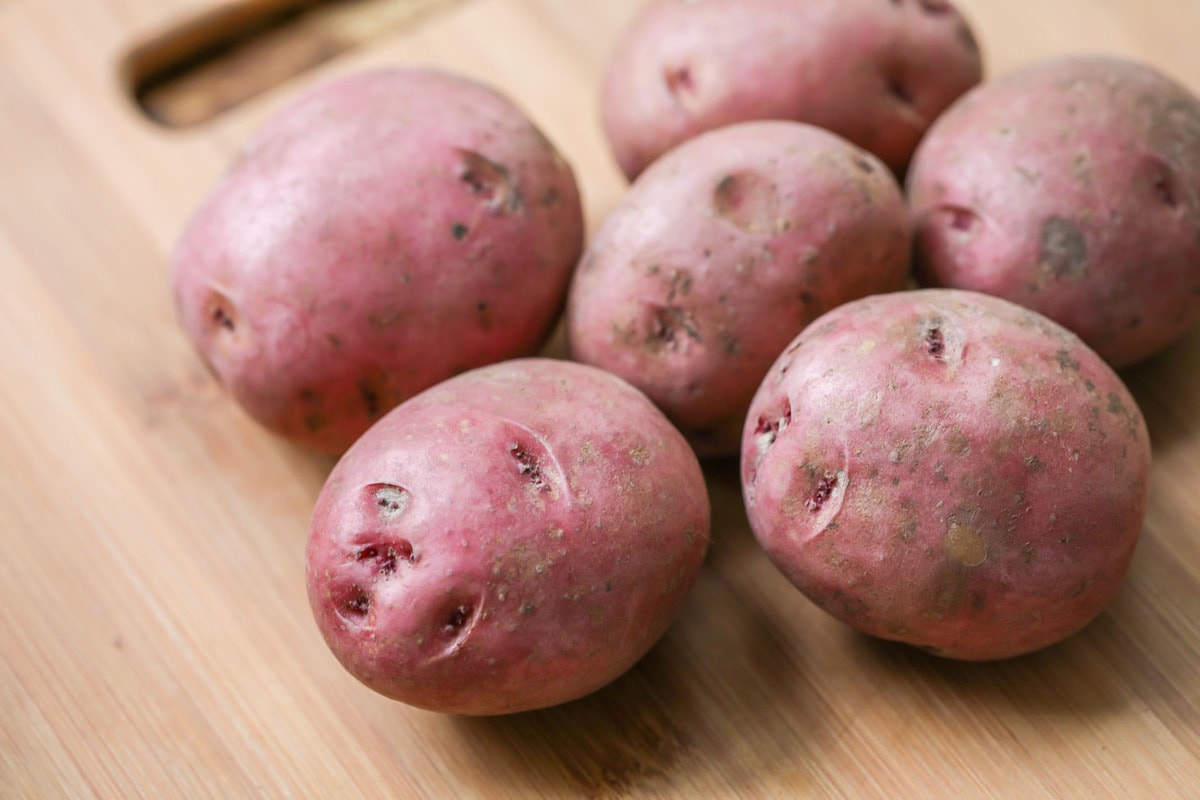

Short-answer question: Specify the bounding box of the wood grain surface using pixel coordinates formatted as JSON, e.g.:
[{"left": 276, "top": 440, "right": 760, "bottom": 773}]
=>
[{"left": 2, "top": 0, "right": 1199, "bottom": 797}]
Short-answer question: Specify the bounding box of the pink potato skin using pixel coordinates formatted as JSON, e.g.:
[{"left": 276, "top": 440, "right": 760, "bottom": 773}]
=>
[
  {"left": 567, "top": 121, "right": 911, "bottom": 457},
  {"left": 601, "top": 0, "right": 982, "bottom": 180},
  {"left": 908, "top": 55, "right": 1200, "bottom": 368},
  {"left": 170, "top": 69, "right": 584, "bottom": 455},
  {"left": 306, "top": 359, "right": 710, "bottom": 715},
  {"left": 741, "top": 289, "right": 1151, "bottom": 660}
]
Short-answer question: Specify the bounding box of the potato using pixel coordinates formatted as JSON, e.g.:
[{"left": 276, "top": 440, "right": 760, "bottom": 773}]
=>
[
  {"left": 908, "top": 55, "right": 1200, "bottom": 367},
  {"left": 741, "top": 289, "right": 1151, "bottom": 660},
  {"left": 170, "top": 68, "right": 584, "bottom": 455},
  {"left": 567, "top": 120, "right": 911, "bottom": 457},
  {"left": 600, "top": 0, "right": 983, "bottom": 180},
  {"left": 305, "top": 358, "right": 710, "bottom": 715}
]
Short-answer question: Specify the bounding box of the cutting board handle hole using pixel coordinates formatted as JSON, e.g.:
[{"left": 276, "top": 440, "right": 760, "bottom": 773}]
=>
[{"left": 121, "top": 0, "right": 464, "bottom": 128}]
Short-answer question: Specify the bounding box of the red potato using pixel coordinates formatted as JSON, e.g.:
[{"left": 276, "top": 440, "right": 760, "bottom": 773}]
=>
[
  {"left": 170, "top": 68, "right": 584, "bottom": 455},
  {"left": 741, "top": 289, "right": 1151, "bottom": 660},
  {"left": 600, "top": 0, "right": 983, "bottom": 181},
  {"left": 908, "top": 55, "right": 1200, "bottom": 367},
  {"left": 306, "top": 358, "right": 710, "bottom": 715},
  {"left": 567, "top": 120, "right": 911, "bottom": 457}
]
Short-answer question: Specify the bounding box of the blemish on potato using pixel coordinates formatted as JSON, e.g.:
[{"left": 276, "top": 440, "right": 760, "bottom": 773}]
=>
[
  {"left": 358, "top": 377, "right": 383, "bottom": 418},
  {"left": 1013, "top": 164, "right": 1041, "bottom": 184},
  {"left": 456, "top": 148, "right": 523, "bottom": 213},
  {"left": 629, "top": 444, "right": 650, "bottom": 466},
  {"left": 945, "top": 522, "right": 987, "bottom": 566},
  {"left": 202, "top": 288, "right": 243, "bottom": 340},
  {"left": 1055, "top": 349, "right": 1081, "bottom": 372},
  {"left": 508, "top": 442, "right": 549, "bottom": 491},
  {"left": 712, "top": 170, "right": 784, "bottom": 234},
  {"left": 806, "top": 472, "right": 839, "bottom": 513},
  {"left": 1106, "top": 392, "right": 1128, "bottom": 416},
  {"left": 443, "top": 603, "right": 472, "bottom": 633},
  {"left": 370, "top": 484, "right": 411, "bottom": 521},
  {"left": 852, "top": 154, "right": 876, "bottom": 174},
  {"left": 644, "top": 303, "right": 701, "bottom": 351},
  {"left": 667, "top": 269, "right": 693, "bottom": 301},
  {"left": 928, "top": 204, "right": 979, "bottom": 238},
  {"left": 752, "top": 398, "right": 792, "bottom": 456},
  {"left": 340, "top": 586, "right": 371, "bottom": 623},
  {"left": 712, "top": 330, "right": 739, "bottom": 356},
  {"left": 923, "top": 323, "right": 946, "bottom": 360},
  {"left": 451, "top": 222, "right": 469, "bottom": 240},
  {"left": 1038, "top": 216, "right": 1088, "bottom": 280},
  {"left": 663, "top": 64, "right": 697, "bottom": 101},
  {"left": 355, "top": 541, "right": 414, "bottom": 574}
]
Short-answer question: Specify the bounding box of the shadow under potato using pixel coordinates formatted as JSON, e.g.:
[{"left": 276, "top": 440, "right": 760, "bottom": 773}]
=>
[
  {"left": 1119, "top": 322, "right": 1200, "bottom": 456},
  {"left": 446, "top": 557, "right": 834, "bottom": 798},
  {"left": 847, "top": 617, "right": 1131, "bottom": 721}
]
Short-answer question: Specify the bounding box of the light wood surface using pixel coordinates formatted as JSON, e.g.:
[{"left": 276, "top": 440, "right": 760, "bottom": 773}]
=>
[{"left": 3, "top": 0, "right": 1200, "bottom": 797}]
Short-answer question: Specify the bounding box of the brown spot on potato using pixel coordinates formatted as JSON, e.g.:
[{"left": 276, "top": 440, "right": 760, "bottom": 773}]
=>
[
  {"left": 1055, "top": 349, "right": 1080, "bottom": 372},
  {"left": 1106, "top": 392, "right": 1131, "bottom": 419},
  {"left": 712, "top": 170, "right": 784, "bottom": 234},
  {"left": 508, "top": 442, "right": 549, "bottom": 491},
  {"left": 1038, "top": 216, "right": 1088, "bottom": 280},
  {"left": 456, "top": 149, "right": 523, "bottom": 213},
  {"left": 945, "top": 522, "right": 987, "bottom": 567},
  {"left": 853, "top": 154, "right": 876, "bottom": 174},
  {"left": 645, "top": 303, "right": 701, "bottom": 351},
  {"left": 358, "top": 377, "right": 382, "bottom": 418},
  {"left": 451, "top": 222, "right": 469, "bottom": 240},
  {"left": 945, "top": 428, "right": 971, "bottom": 456},
  {"left": 664, "top": 64, "right": 696, "bottom": 99}
]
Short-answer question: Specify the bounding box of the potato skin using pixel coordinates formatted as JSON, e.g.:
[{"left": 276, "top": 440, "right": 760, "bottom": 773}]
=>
[
  {"left": 170, "top": 68, "right": 584, "bottom": 455},
  {"left": 601, "top": 0, "right": 982, "bottom": 180},
  {"left": 567, "top": 121, "right": 911, "bottom": 457},
  {"left": 908, "top": 55, "right": 1200, "bottom": 367},
  {"left": 741, "top": 289, "right": 1150, "bottom": 660},
  {"left": 306, "top": 359, "right": 710, "bottom": 715}
]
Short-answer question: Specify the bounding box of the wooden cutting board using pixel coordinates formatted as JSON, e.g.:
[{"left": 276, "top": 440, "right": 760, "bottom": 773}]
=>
[{"left": 2, "top": 0, "right": 1199, "bottom": 796}]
